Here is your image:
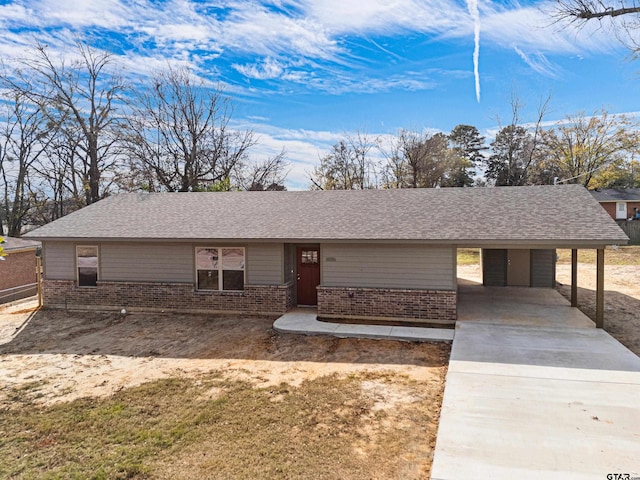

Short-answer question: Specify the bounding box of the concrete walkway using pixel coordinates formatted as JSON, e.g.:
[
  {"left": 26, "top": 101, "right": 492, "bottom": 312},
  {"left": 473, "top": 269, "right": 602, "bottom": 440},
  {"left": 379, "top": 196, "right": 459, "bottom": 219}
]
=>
[
  {"left": 273, "top": 308, "right": 454, "bottom": 342},
  {"left": 432, "top": 288, "right": 640, "bottom": 480}
]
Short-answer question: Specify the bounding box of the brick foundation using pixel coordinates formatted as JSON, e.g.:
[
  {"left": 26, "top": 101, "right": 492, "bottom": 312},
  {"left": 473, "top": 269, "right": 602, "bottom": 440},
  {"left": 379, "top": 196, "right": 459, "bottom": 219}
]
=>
[
  {"left": 317, "top": 286, "right": 456, "bottom": 323},
  {"left": 43, "top": 280, "right": 295, "bottom": 315}
]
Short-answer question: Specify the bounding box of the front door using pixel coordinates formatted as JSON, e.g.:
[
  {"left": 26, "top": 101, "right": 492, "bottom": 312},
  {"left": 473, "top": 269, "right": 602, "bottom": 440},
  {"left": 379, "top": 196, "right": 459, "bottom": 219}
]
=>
[
  {"left": 616, "top": 202, "right": 627, "bottom": 219},
  {"left": 297, "top": 247, "right": 320, "bottom": 306}
]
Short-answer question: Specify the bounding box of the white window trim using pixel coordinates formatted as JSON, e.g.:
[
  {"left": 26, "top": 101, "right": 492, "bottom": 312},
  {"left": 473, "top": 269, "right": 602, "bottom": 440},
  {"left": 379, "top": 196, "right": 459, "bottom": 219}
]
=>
[
  {"left": 76, "top": 245, "right": 99, "bottom": 288},
  {"left": 195, "top": 246, "right": 246, "bottom": 292}
]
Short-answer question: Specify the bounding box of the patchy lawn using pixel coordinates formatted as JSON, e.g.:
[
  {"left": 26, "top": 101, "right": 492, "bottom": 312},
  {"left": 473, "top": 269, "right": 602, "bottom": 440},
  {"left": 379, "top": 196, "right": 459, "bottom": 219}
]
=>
[
  {"left": 457, "top": 248, "right": 480, "bottom": 265},
  {"left": 459, "top": 246, "right": 640, "bottom": 267},
  {"left": 0, "top": 305, "right": 450, "bottom": 479},
  {"left": 556, "top": 246, "right": 640, "bottom": 265}
]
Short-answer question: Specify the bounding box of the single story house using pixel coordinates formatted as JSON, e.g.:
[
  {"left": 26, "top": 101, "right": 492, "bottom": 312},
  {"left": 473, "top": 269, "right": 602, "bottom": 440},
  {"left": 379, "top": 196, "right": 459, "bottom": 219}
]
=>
[
  {"left": 591, "top": 188, "right": 640, "bottom": 220},
  {"left": 24, "top": 185, "right": 627, "bottom": 326},
  {"left": 0, "top": 236, "right": 41, "bottom": 304}
]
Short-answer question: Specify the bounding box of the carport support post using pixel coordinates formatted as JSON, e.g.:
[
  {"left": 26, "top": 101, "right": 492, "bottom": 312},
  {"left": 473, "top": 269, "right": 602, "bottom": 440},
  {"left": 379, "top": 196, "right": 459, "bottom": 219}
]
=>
[
  {"left": 596, "top": 248, "right": 604, "bottom": 329},
  {"left": 571, "top": 249, "right": 578, "bottom": 307}
]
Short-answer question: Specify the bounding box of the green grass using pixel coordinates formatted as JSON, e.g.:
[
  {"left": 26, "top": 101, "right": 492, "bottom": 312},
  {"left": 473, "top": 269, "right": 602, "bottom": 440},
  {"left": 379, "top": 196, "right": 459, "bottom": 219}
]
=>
[
  {"left": 457, "top": 248, "right": 480, "bottom": 265},
  {"left": 0, "top": 373, "right": 438, "bottom": 480},
  {"left": 556, "top": 246, "right": 640, "bottom": 265}
]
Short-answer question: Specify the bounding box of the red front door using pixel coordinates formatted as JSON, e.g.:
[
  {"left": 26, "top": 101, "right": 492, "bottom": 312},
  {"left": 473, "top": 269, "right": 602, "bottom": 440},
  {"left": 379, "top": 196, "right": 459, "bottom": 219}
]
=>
[{"left": 297, "top": 247, "right": 320, "bottom": 306}]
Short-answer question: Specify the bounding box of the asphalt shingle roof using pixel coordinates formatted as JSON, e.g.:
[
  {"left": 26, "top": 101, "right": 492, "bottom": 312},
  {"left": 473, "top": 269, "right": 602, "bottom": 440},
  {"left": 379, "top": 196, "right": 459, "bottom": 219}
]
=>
[
  {"left": 1, "top": 236, "right": 41, "bottom": 251},
  {"left": 590, "top": 188, "right": 640, "bottom": 202},
  {"left": 24, "top": 185, "right": 628, "bottom": 246}
]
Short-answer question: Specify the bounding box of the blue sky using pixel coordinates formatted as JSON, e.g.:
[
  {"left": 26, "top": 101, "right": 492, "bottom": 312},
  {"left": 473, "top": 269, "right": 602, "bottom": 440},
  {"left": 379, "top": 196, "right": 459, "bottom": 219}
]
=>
[{"left": 1, "top": 0, "right": 638, "bottom": 189}]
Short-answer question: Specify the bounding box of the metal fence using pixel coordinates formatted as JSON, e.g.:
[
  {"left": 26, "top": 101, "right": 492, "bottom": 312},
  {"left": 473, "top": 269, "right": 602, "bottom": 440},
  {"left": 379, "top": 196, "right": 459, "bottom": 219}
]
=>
[{"left": 0, "top": 283, "right": 38, "bottom": 305}]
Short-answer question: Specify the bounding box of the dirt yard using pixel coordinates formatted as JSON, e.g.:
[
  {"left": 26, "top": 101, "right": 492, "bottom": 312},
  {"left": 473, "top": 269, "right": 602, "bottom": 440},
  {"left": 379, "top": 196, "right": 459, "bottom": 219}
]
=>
[
  {"left": 555, "top": 262, "right": 640, "bottom": 356},
  {"left": 0, "top": 303, "right": 449, "bottom": 479}
]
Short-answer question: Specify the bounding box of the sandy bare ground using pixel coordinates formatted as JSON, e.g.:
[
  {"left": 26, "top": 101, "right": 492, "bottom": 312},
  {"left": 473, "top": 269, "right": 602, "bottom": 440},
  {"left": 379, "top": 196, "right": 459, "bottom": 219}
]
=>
[
  {"left": 0, "top": 304, "right": 452, "bottom": 478},
  {"left": 457, "top": 263, "right": 640, "bottom": 357},
  {"left": 0, "top": 302, "right": 449, "bottom": 437},
  {"left": 556, "top": 263, "right": 640, "bottom": 356}
]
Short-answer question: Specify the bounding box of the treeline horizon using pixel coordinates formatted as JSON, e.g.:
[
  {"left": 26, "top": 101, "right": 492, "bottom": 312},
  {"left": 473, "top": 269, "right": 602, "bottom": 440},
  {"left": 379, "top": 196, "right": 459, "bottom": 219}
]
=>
[{"left": 1, "top": 42, "right": 639, "bottom": 236}]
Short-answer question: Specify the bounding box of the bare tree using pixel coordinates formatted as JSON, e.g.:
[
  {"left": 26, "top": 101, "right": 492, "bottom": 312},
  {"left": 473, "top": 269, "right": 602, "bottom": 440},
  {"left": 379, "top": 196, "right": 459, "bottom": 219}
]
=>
[
  {"left": 310, "top": 131, "right": 379, "bottom": 190},
  {"left": 123, "top": 66, "right": 256, "bottom": 192},
  {"left": 238, "top": 148, "right": 289, "bottom": 191},
  {"left": 27, "top": 127, "right": 87, "bottom": 225},
  {"left": 4, "top": 42, "right": 125, "bottom": 206},
  {"left": 400, "top": 130, "right": 453, "bottom": 188},
  {"left": 379, "top": 128, "right": 480, "bottom": 188},
  {"left": 552, "top": 0, "right": 640, "bottom": 50},
  {"left": 484, "top": 93, "right": 550, "bottom": 186},
  {"left": 555, "top": 0, "right": 640, "bottom": 20},
  {"left": 0, "top": 92, "right": 52, "bottom": 235},
  {"left": 379, "top": 135, "right": 410, "bottom": 189}
]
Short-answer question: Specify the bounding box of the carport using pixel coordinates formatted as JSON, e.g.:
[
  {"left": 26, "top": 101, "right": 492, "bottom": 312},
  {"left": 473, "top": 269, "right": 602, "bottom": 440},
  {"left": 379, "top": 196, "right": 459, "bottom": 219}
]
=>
[
  {"left": 457, "top": 244, "right": 618, "bottom": 328},
  {"left": 448, "top": 185, "right": 628, "bottom": 328}
]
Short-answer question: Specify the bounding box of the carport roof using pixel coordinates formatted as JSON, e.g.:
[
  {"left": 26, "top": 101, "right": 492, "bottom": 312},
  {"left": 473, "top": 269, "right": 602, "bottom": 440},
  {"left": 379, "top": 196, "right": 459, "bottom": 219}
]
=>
[{"left": 25, "top": 184, "right": 628, "bottom": 247}]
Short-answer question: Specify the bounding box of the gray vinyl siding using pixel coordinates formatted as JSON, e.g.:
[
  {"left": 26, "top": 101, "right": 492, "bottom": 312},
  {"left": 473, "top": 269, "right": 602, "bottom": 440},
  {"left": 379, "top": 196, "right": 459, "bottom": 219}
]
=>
[
  {"left": 321, "top": 244, "right": 455, "bottom": 290},
  {"left": 100, "top": 243, "right": 193, "bottom": 283},
  {"left": 43, "top": 241, "right": 76, "bottom": 280},
  {"left": 246, "top": 243, "right": 282, "bottom": 285},
  {"left": 43, "top": 240, "right": 284, "bottom": 285},
  {"left": 530, "top": 249, "right": 556, "bottom": 287}
]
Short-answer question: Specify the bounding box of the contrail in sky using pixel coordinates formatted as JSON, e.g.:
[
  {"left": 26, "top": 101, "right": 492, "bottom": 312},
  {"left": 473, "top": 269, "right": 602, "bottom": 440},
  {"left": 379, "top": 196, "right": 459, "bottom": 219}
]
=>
[{"left": 467, "top": 0, "right": 481, "bottom": 102}]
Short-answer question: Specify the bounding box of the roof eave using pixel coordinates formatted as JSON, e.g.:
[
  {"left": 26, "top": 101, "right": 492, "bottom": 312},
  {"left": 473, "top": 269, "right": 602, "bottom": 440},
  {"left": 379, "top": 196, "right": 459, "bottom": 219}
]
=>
[{"left": 28, "top": 236, "right": 629, "bottom": 248}]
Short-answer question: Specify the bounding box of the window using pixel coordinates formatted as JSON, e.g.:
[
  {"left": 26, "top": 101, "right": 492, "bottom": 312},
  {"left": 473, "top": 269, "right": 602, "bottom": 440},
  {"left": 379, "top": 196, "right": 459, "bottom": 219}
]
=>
[
  {"left": 196, "top": 247, "right": 245, "bottom": 291},
  {"left": 301, "top": 250, "right": 318, "bottom": 264},
  {"left": 77, "top": 246, "right": 98, "bottom": 287}
]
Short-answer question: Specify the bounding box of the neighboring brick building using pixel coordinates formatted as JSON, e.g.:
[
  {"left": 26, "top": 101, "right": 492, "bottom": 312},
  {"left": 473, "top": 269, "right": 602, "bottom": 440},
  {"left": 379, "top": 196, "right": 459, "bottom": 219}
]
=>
[
  {"left": 0, "top": 237, "right": 40, "bottom": 304},
  {"left": 591, "top": 188, "right": 640, "bottom": 220},
  {"left": 590, "top": 188, "right": 640, "bottom": 244}
]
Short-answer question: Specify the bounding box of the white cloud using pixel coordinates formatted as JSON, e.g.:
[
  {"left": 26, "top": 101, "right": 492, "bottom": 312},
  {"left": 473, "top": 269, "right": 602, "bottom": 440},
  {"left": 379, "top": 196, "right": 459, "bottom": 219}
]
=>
[
  {"left": 0, "top": 0, "right": 628, "bottom": 94},
  {"left": 22, "top": 0, "right": 132, "bottom": 29},
  {"left": 233, "top": 58, "right": 285, "bottom": 80},
  {"left": 298, "top": 0, "right": 469, "bottom": 36},
  {"left": 478, "top": 3, "right": 617, "bottom": 54},
  {"left": 218, "top": 4, "right": 340, "bottom": 59},
  {"left": 0, "top": 3, "right": 32, "bottom": 23},
  {"left": 513, "top": 46, "right": 560, "bottom": 78}
]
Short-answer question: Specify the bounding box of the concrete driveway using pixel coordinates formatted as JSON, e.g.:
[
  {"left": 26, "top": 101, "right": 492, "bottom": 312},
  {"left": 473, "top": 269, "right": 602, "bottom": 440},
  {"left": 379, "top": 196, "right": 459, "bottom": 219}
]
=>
[{"left": 431, "top": 287, "right": 640, "bottom": 480}]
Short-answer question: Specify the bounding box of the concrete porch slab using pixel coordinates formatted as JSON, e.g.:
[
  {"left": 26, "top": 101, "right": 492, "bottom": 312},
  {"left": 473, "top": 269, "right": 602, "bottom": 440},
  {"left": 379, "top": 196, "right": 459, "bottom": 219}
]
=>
[{"left": 273, "top": 309, "right": 454, "bottom": 342}]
